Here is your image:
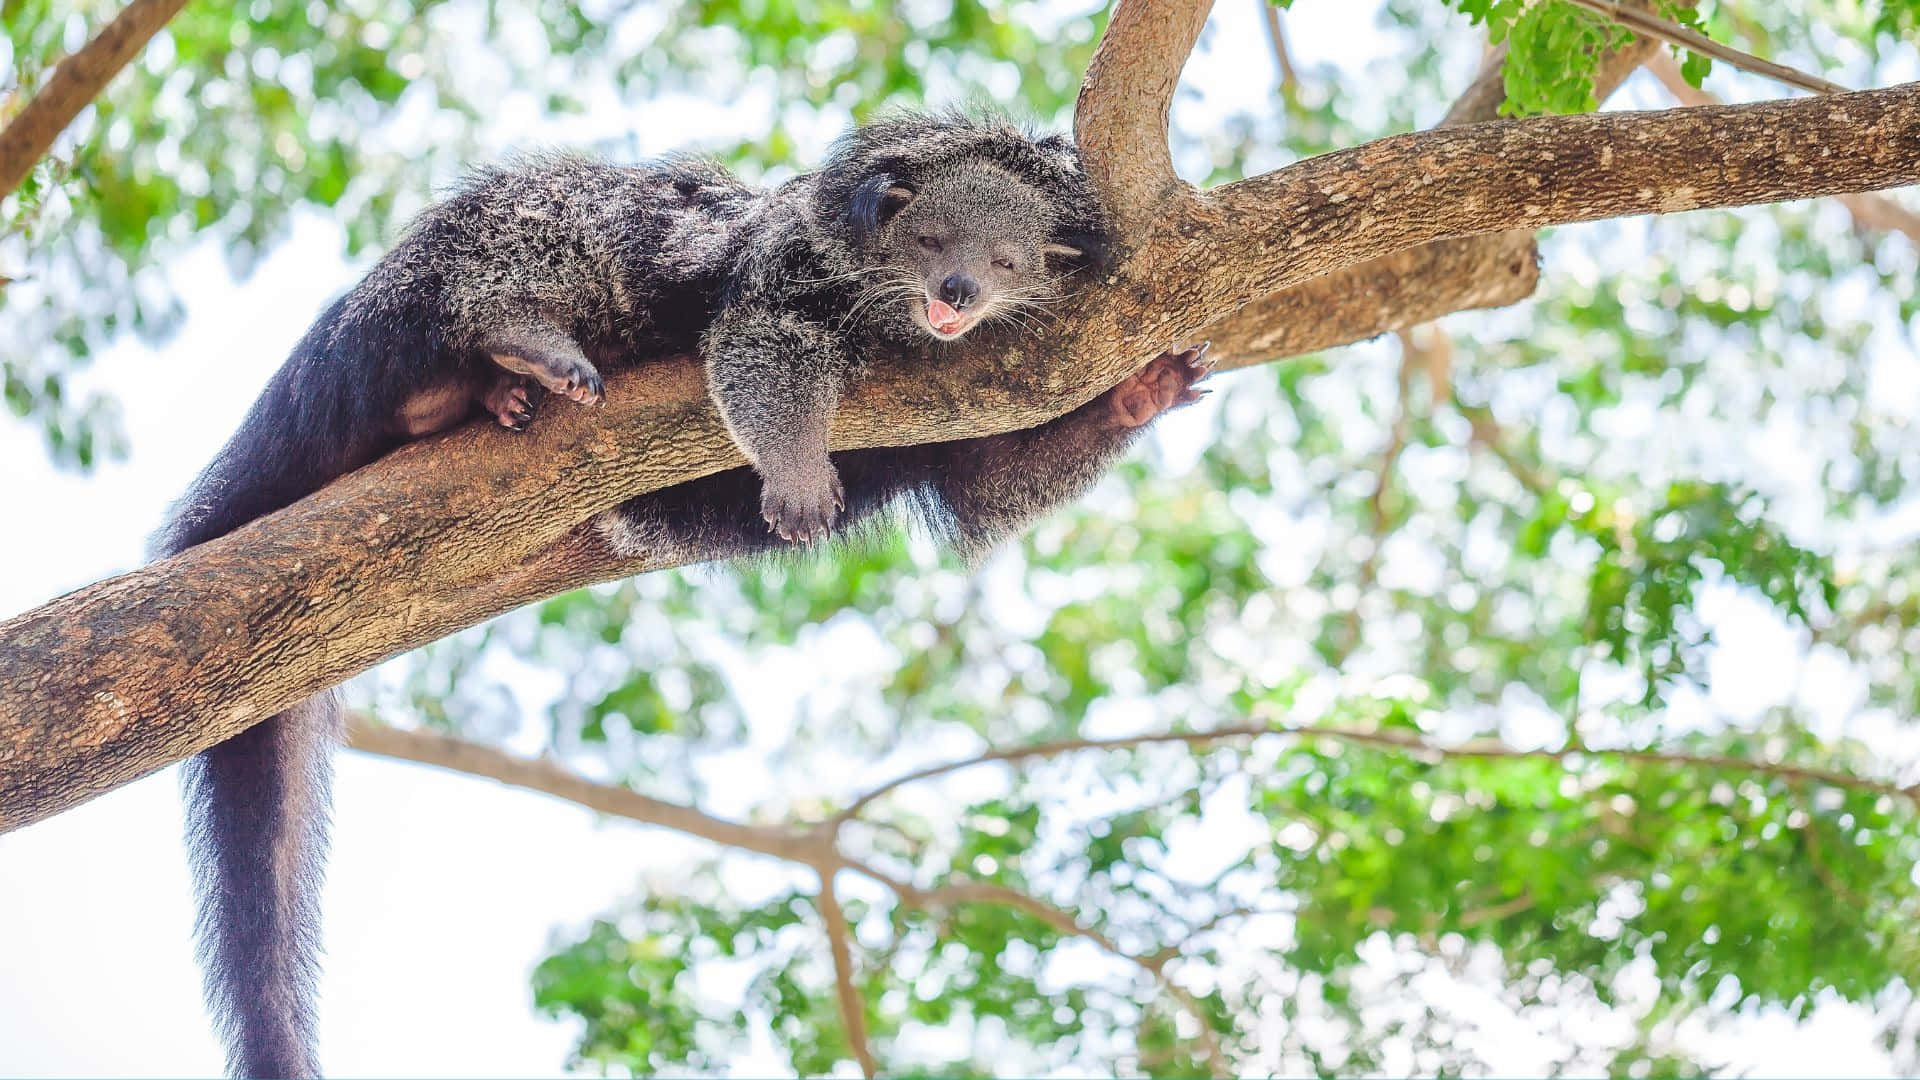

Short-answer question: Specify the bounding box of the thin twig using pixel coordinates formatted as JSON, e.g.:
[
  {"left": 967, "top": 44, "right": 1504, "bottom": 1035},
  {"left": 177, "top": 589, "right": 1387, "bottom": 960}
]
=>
[
  {"left": 1309, "top": 723, "right": 1920, "bottom": 805},
  {"left": 1456, "top": 890, "right": 1537, "bottom": 929},
  {"left": 1559, "top": 0, "right": 1848, "bottom": 96},
  {"left": 1142, "top": 905, "right": 1287, "bottom": 968},
  {"left": 845, "top": 860, "right": 1233, "bottom": 1078},
  {"left": 1337, "top": 338, "right": 1418, "bottom": 660},
  {"left": 1459, "top": 402, "right": 1554, "bottom": 496},
  {"left": 815, "top": 874, "right": 878, "bottom": 1079},
  {"left": 0, "top": 0, "right": 190, "bottom": 200},
  {"left": 825, "top": 720, "right": 1919, "bottom": 826},
  {"left": 1372, "top": 340, "right": 1416, "bottom": 539},
  {"left": 1258, "top": 0, "right": 1299, "bottom": 98}
]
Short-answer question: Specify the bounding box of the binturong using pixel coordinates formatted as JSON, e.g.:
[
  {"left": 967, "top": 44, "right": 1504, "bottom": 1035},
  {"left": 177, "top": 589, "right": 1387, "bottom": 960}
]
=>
[{"left": 152, "top": 110, "right": 1210, "bottom": 1078}]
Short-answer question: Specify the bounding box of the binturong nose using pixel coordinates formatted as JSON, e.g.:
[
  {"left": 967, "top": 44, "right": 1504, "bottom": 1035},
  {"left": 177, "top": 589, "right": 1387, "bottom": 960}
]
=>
[{"left": 938, "top": 273, "right": 980, "bottom": 310}]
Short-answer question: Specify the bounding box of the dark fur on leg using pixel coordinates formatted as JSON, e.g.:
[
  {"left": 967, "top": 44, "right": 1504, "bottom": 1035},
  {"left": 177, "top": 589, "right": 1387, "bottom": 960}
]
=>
[{"left": 597, "top": 346, "right": 1214, "bottom": 565}]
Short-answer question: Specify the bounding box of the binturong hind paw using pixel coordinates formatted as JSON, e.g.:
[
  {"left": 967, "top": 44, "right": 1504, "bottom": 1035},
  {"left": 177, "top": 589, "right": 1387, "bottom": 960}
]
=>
[
  {"left": 760, "top": 463, "right": 846, "bottom": 544},
  {"left": 491, "top": 350, "right": 605, "bottom": 407},
  {"left": 484, "top": 375, "right": 539, "bottom": 431},
  {"left": 1106, "top": 342, "right": 1213, "bottom": 429}
]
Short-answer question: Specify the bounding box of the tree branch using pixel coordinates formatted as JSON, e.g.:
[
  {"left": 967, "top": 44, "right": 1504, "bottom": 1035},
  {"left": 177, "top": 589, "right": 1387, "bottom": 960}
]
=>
[
  {"left": 341, "top": 715, "right": 1911, "bottom": 1074},
  {"left": 351, "top": 714, "right": 1232, "bottom": 1072},
  {"left": 1196, "top": 84, "right": 1920, "bottom": 303},
  {"left": 828, "top": 720, "right": 1920, "bottom": 825},
  {"left": 841, "top": 860, "right": 1232, "bottom": 1077},
  {"left": 1206, "top": 1, "right": 1685, "bottom": 369},
  {"left": 1646, "top": 51, "right": 1920, "bottom": 247},
  {"left": 345, "top": 718, "right": 830, "bottom": 863},
  {"left": 6, "top": 1, "right": 1920, "bottom": 830},
  {"left": 0, "top": 0, "right": 189, "bottom": 200},
  {"left": 815, "top": 875, "right": 878, "bottom": 1080},
  {"left": 1072, "top": 0, "right": 1211, "bottom": 235},
  {"left": 1259, "top": 0, "right": 1299, "bottom": 99}
]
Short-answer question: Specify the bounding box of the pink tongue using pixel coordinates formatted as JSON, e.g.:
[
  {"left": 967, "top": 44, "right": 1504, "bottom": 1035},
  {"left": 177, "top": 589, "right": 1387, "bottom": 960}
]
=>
[{"left": 927, "top": 299, "right": 964, "bottom": 333}]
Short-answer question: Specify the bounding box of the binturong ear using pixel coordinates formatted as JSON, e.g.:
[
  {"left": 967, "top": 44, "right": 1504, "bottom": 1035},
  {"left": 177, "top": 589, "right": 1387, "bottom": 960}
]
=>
[
  {"left": 847, "top": 173, "right": 916, "bottom": 243},
  {"left": 1042, "top": 228, "right": 1114, "bottom": 274}
]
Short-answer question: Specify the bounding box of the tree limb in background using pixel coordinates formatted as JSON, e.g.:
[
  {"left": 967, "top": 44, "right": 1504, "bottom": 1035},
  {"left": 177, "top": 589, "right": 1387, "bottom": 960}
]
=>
[
  {"left": 339, "top": 710, "right": 1916, "bottom": 1071},
  {"left": 815, "top": 876, "right": 878, "bottom": 1080},
  {"left": 348, "top": 717, "right": 1917, "bottom": 845},
  {"left": 7, "top": 0, "right": 1920, "bottom": 829},
  {"left": 0, "top": 0, "right": 190, "bottom": 200},
  {"left": 1259, "top": 0, "right": 1299, "bottom": 99},
  {"left": 861, "top": 864, "right": 1234, "bottom": 1078}
]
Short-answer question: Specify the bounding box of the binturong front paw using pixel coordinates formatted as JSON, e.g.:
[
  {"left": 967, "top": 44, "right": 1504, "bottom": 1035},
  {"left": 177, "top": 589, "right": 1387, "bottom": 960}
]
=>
[
  {"left": 1106, "top": 342, "right": 1214, "bottom": 428},
  {"left": 760, "top": 463, "right": 847, "bottom": 544}
]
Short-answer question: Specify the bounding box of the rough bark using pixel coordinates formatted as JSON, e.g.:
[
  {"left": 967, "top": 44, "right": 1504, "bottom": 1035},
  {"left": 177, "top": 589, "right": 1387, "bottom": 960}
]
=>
[
  {"left": 4, "top": 0, "right": 1919, "bottom": 831},
  {"left": 1646, "top": 51, "right": 1920, "bottom": 247},
  {"left": 0, "top": 0, "right": 190, "bottom": 199},
  {"left": 1200, "top": 13, "right": 1681, "bottom": 367}
]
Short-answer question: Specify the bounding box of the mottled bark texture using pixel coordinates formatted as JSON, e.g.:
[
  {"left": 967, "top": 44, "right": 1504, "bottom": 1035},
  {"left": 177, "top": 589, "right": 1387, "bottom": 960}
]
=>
[{"left": 4, "top": 0, "right": 1918, "bottom": 830}]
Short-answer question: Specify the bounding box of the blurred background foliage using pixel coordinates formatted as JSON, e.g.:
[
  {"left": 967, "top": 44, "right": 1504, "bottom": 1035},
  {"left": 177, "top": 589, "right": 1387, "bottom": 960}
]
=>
[{"left": 8, "top": 0, "right": 1920, "bottom": 1073}]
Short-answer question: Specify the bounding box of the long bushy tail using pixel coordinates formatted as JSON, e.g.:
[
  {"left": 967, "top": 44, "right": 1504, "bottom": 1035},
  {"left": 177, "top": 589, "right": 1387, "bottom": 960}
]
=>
[
  {"left": 156, "top": 303, "right": 379, "bottom": 1079},
  {"left": 181, "top": 694, "right": 341, "bottom": 1078}
]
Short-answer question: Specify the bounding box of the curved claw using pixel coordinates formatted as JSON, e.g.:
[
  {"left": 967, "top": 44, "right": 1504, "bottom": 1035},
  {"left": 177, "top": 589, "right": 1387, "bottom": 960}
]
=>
[
  {"left": 1106, "top": 342, "right": 1217, "bottom": 428},
  {"left": 485, "top": 377, "right": 541, "bottom": 432},
  {"left": 760, "top": 466, "right": 845, "bottom": 544}
]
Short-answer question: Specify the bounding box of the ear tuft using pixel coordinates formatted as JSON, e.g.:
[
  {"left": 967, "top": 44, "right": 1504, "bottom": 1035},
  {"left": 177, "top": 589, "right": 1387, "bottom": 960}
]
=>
[{"left": 847, "top": 174, "right": 916, "bottom": 242}]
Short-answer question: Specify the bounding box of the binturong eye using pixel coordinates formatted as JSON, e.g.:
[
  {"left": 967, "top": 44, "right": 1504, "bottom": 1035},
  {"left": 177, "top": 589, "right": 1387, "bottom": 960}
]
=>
[
  {"left": 918, "top": 235, "right": 942, "bottom": 252},
  {"left": 992, "top": 258, "right": 1014, "bottom": 271}
]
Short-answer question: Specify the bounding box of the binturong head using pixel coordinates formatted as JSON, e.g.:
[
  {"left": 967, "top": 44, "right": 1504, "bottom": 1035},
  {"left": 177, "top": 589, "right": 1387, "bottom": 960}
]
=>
[{"left": 819, "top": 112, "right": 1113, "bottom": 343}]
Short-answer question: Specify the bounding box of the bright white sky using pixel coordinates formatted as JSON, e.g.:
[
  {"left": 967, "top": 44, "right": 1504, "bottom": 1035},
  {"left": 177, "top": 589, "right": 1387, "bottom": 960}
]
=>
[{"left": 0, "top": 1, "right": 1906, "bottom": 1075}]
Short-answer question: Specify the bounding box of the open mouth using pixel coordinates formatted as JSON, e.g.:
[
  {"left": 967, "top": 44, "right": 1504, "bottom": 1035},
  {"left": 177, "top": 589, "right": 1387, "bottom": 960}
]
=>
[{"left": 922, "top": 298, "right": 977, "bottom": 340}]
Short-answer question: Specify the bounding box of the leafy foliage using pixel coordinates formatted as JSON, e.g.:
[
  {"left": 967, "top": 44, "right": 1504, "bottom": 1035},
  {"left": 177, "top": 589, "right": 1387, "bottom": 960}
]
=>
[{"left": 1435, "top": 0, "right": 1714, "bottom": 114}]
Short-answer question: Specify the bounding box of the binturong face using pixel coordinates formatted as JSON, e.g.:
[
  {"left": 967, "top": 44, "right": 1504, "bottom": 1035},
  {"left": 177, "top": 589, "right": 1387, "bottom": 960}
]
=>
[{"left": 868, "top": 160, "right": 1088, "bottom": 342}]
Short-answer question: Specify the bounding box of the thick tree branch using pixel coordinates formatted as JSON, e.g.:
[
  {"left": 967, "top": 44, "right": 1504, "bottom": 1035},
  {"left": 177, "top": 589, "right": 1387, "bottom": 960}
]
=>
[
  {"left": 1073, "top": 0, "right": 1210, "bottom": 235},
  {"left": 0, "top": 0, "right": 189, "bottom": 200},
  {"left": 1646, "top": 51, "right": 1920, "bottom": 247},
  {"left": 6, "top": 0, "right": 1920, "bottom": 829},
  {"left": 1205, "top": 7, "right": 1682, "bottom": 370},
  {"left": 1195, "top": 84, "right": 1920, "bottom": 302}
]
